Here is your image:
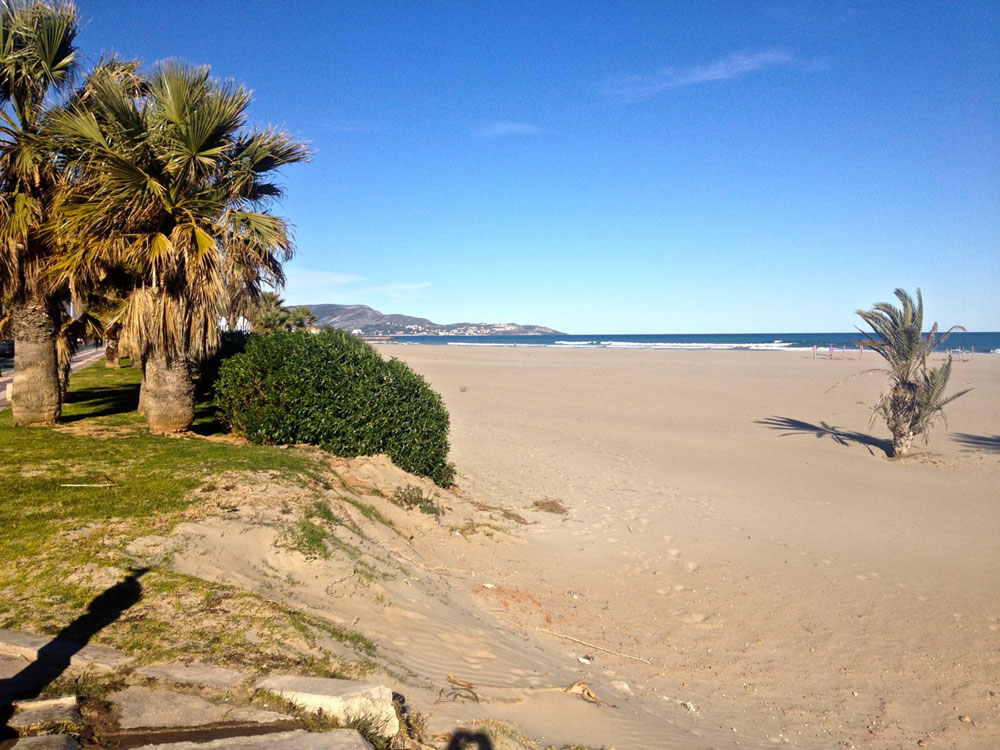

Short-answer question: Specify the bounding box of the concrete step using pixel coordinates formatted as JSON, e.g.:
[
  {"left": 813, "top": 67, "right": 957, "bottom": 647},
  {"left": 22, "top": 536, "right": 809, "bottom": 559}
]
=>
[
  {"left": 109, "top": 686, "right": 291, "bottom": 731},
  {"left": 136, "top": 663, "right": 247, "bottom": 690},
  {"left": 11, "top": 737, "right": 80, "bottom": 749},
  {"left": 0, "top": 629, "right": 133, "bottom": 672},
  {"left": 255, "top": 675, "right": 398, "bottom": 738},
  {"left": 130, "top": 729, "right": 374, "bottom": 749},
  {"left": 7, "top": 695, "right": 82, "bottom": 732}
]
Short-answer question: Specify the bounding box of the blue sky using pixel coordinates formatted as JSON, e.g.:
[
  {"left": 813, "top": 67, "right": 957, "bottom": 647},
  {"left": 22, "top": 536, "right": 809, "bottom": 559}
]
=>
[{"left": 76, "top": 1, "right": 998, "bottom": 333}]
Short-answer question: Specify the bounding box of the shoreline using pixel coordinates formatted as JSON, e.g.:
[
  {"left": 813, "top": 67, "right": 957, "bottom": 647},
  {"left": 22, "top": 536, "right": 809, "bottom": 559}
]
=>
[{"left": 378, "top": 334, "right": 1000, "bottom": 354}]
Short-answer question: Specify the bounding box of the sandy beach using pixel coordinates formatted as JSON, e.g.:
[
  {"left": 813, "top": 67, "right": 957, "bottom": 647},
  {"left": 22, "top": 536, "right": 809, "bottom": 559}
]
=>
[
  {"left": 371, "top": 344, "right": 1000, "bottom": 747},
  {"left": 144, "top": 344, "right": 999, "bottom": 748}
]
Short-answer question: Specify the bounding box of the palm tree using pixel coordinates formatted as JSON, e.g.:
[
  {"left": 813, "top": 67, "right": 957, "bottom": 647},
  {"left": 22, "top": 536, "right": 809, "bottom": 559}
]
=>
[
  {"left": 856, "top": 288, "right": 971, "bottom": 457},
  {"left": 249, "top": 290, "right": 315, "bottom": 333},
  {"left": 0, "top": 0, "right": 78, "bottom": 425},
  {"left": 248, "top": 290, "right": 287, "bottom": 333},
  {"left": 50, "top": 61, "right": 309, "bottom": 432}
]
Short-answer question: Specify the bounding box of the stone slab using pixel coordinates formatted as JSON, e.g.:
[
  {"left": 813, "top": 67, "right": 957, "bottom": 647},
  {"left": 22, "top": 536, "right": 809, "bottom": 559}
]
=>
[
  {"left": 9, "top": 695, "right": 82, "bottom": 729},
  {"left": 1, "top": 652, "right": 29, "bottom": 678},
  {"left": 12, "top": 737, "right": 80, "bottom": 750},
  {"left": 254, "top": 675, "right": 398, "bottom": 738},
  {"left": 137, "top": 663, "right": 247, "bottom": 690},
  {"left": 0, "top": 655, "right": 65, "bottom": 705},
  {"left": 0, "top": 628, "right": 133, "bottom": 671},
  {"left": 109, "top": 686, "right": 290, "bottom": 730},
  {"left": 131, "top": 729, "right": 374, "bottom": 749}
]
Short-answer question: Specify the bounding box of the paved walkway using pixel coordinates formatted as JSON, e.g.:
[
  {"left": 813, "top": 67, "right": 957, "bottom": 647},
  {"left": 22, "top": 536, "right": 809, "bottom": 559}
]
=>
[{"left": 0, "top": 347, "right": 105, "bottom": 409}]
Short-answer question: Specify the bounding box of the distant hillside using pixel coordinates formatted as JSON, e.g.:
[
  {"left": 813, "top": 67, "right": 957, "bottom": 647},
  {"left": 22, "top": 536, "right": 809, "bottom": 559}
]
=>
[{"left": 305, "top": 304, "right": 562, "bottom": 336}]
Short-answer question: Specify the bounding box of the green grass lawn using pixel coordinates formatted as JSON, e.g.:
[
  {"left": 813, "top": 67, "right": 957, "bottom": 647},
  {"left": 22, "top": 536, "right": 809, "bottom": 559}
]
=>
[
  {"left": 0, "top": 360, "right": 373, "bottom": 678},
  {"left": 1, "top": 360, "right": 326, "bottom": 560}
]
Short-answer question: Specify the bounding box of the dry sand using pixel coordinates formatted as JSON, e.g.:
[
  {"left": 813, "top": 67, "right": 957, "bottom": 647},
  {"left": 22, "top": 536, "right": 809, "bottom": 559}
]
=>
[
  {"left": 372, "top": 345, "right": 1000, "bottom": 748},
  {"left": 140, "top": 346, "right": 998, "bottom": 748}
]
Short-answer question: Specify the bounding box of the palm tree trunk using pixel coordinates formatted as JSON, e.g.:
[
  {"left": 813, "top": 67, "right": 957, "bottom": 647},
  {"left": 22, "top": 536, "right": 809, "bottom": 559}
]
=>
[
  {"left": 105, "top": 324, "right": 121, "bottom": 368},
  {"left": 58, "top": 356, "right": 71, "bottom": 403},
  {"left": 11, "top": 294, "right": 61, "bottom": 426},
  {"left": 143, "top": 351, "right": 195, "bottom": 433},
  {"left": 137, "top": 354, "right": 147, "bottom": 415},
  {"left": 891, "top": 433, "right": 914, "bottom": 457}
]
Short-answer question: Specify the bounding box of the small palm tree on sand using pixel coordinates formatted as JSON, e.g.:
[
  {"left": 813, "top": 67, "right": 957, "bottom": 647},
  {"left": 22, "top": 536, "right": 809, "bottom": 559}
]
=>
[{"left": 855, "top": 288, "right": 970, "bottom": 457}]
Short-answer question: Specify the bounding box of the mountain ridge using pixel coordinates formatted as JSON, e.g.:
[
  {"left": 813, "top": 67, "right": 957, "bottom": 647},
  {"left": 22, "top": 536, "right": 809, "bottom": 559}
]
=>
[{"left": 305, "top": 303, "right": 562, "bottom": 336}]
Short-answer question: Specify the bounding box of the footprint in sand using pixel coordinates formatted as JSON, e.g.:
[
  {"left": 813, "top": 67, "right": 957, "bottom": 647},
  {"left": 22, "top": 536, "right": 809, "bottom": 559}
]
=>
[{"left": 684, "top": 561, "right": 700, "bottom": 572}]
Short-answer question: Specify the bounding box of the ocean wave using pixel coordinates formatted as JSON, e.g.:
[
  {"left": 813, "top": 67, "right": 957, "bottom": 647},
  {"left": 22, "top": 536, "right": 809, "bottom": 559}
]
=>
[
  {"left": 602, "top": 341, "right": 794, "bottom": 350},
  {"left": 548, "top": 340, "right": 798, "bottom": 350},
  {"left": 445, "top": 342, "right": 548, "bottom": 347},
  {"left": 397, "top": 336, "right": 1000, "bottom": 353}
]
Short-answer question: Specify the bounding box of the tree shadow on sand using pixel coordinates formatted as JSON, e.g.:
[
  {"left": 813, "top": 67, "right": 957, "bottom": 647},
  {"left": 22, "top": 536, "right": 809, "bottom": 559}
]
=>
[
  {"left": 756, "top": 417, "right": 892, "bottom": 456},
  {"left": 0, "top": 568, "right": 147, "bottom": 737},
  {"left": 951, "top": 433, "right": 1000, "bottom": 453}
]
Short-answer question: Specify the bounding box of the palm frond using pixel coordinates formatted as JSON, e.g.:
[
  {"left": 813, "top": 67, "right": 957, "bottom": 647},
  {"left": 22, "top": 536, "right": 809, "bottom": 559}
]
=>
[{"left": 855, "top": 288, "right": 971, "bottom": 455}]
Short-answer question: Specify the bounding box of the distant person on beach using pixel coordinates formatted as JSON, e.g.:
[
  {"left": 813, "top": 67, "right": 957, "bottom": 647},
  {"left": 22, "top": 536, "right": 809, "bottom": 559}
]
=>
[{"left": 828, "top": 346, "right": 834, "bottom": 360}]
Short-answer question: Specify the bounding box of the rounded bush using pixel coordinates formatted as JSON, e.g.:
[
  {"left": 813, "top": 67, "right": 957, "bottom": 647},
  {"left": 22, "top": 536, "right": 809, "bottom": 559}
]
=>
[{"left": 215, "top": 329, "right": 455, "bottom": 486}]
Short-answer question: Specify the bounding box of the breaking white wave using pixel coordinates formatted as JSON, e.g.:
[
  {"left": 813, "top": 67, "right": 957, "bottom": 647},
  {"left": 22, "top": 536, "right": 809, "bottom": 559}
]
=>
[
  {"left": 551, "top": 340, "right": 795, "bottom": 351},
  {"left": 445, "top": 342, "right": 548, "bottom": 348}
]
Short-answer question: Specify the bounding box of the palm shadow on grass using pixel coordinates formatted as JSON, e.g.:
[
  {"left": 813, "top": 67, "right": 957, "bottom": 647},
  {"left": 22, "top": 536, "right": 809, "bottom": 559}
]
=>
[
  {"left": 61, "top": 383, "right": 141, "bottom": 422},
  {"left": 756, "top": 416, "right": 892, "bottom": 457},
  {"left": 190, "top": 399, "right": 226, "bottom": 436},
  {"left": 951, "top": 433, "right": 1000, "bottom": 453},
  {"left": 0, "top": 569, "right": 147, "bottom": 736},
  {"left": 60, "top": 361, "right": 229, "bottom": 436}
]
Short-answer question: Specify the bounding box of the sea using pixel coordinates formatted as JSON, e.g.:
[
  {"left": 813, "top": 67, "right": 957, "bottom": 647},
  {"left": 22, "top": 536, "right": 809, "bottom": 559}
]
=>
[{"left": 385, "top": 332, "right": 1000, "bottom": 354}]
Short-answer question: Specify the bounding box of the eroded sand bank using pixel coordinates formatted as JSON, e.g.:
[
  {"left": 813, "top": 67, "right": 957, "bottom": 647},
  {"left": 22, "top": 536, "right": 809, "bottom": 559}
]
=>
[{"left": 376, "top": 345, "right": 1000, "bottom": 748}]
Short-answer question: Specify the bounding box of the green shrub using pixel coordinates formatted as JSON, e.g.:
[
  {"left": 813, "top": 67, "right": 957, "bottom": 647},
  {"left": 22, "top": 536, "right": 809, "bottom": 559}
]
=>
[{"left": 215, "top": 330, "right": 455, "bottom": 486}]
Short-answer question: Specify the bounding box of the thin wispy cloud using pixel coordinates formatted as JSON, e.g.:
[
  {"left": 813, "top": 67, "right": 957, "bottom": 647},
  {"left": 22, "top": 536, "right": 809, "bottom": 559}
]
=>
[
  {"left": 605, "top": 49, "right": 796, "bottom": 102},
  {"left": 476, "top": 121, "right": 545, "bottom": 137}
]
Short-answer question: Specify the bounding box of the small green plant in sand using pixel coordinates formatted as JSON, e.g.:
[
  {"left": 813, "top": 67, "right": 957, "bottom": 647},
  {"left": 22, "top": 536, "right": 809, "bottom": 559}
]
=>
[
  {"left": 338, "top": 495, "right": 395, "bottom": 529},
  {"left": 281, "top": 500, "right": 349, "bottom": 559},
  {"left": 306, "top": 500, "right": 345, "bottom": 526},
  {"left": 392, "top": 485, "right": 444, "bottom": 516},
  {"left": 280, "top": 502, "right": 389, "bottom": 583},
  {"left": 285, "top": 518, "right": 332, "bottom": 559}
]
